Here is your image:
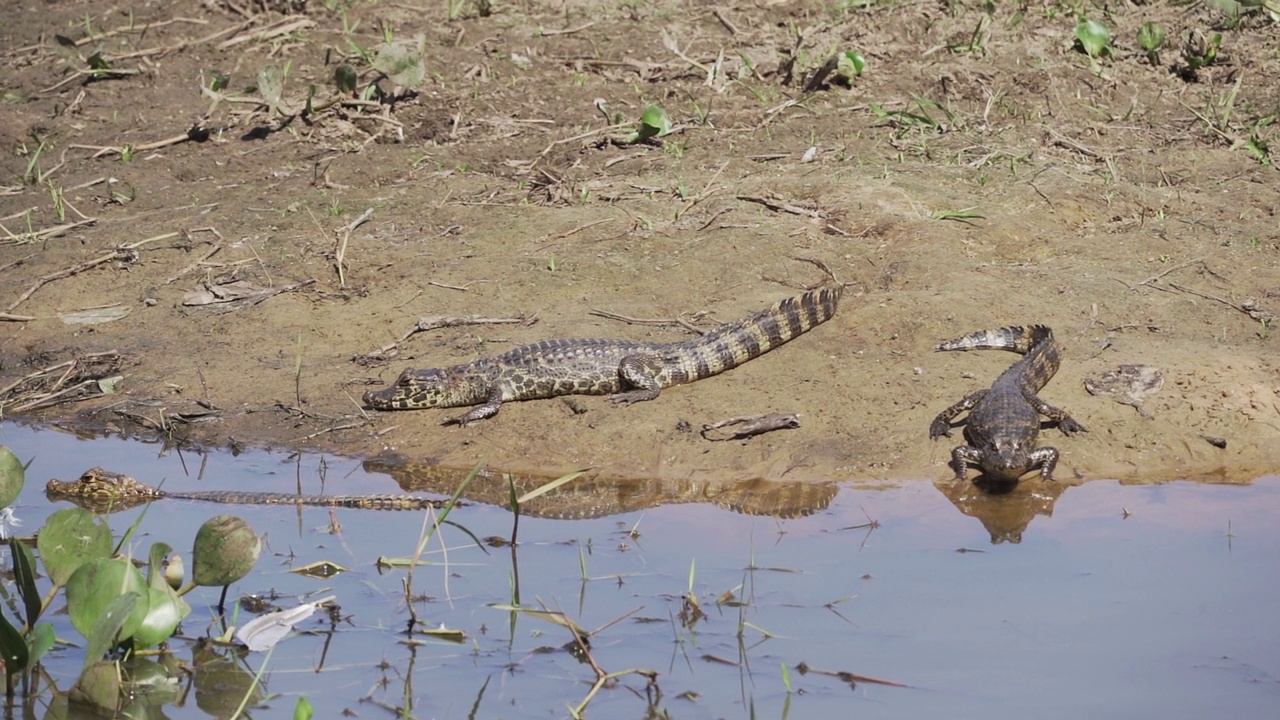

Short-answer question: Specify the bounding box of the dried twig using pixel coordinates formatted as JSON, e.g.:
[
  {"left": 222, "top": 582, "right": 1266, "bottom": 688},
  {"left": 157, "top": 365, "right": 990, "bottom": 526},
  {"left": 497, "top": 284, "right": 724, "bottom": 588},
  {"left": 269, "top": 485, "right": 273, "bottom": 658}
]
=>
[
  {"left": 588, "top": 309, "right": 704, "bottom": 335},
  {"left": 539, "top": 22, "right": 597, "bottom": 36},
  {"left": 1122, "top": 257, "right": 1205, "bottom": 290},
  {"left": 7, "top": 247, "right": 134, "bottom": 312},
  {"left": 737, "top": 194, "right": 826, "bottom": 220},
  {"left": 0, "top": 218, "right": 97, "bottom": 245},
  {"left": 701, "top": 413, "right": 801, "bottom": 441},
  {"left": 1168, "top": 282, "right": 1275, "bottom": 323},
  {"left": 334, "top": 208, "right": 374, "bottom": 288}
]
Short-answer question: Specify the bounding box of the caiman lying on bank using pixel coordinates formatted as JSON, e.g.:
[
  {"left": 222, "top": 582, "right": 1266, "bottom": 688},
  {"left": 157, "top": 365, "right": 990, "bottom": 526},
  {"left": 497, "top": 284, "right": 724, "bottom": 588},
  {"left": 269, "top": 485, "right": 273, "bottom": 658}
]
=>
[
  {"left": 928, "top": 326, "right": 1087, "bottom": 483},
  {"left": 46, "top": 468, "right": 450, "bottom": 512},
  {"left": 363, "top": 286, "right": 843, "bottom": 424}
]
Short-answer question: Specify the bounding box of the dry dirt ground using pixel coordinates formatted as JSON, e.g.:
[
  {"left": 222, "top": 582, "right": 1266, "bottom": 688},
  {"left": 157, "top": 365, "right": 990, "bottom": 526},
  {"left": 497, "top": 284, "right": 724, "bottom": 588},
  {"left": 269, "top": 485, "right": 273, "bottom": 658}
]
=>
[{"left": 2, "top": 0, "right": 1278, "bottom": 489}]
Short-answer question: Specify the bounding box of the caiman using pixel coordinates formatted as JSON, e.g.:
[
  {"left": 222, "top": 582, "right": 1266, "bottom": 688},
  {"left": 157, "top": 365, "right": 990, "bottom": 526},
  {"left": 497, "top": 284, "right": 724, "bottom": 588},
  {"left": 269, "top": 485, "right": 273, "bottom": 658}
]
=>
[
  {"left": 928, "top": 326, "right": 1087, "bottom": 483},
  {"left": 46, "top": 468, "right": 450, "bottom": 513},
  {"left": 364, "top": 286, "right": 843, "bottom": 424}
]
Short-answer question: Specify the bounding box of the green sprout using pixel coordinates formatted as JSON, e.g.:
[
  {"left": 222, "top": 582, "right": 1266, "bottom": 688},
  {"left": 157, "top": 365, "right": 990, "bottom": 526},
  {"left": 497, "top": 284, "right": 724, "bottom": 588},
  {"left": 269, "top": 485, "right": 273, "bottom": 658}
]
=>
[
  {"left": 1182, "top": 30, "right": 1222, "bottom": 75},
  {"left": 1074, "top": 18, "right": 1111, "bottom": 59},
  {"left": 836, "top": 50, "right": 866, "bottom": 84},
  {"left": 1137, "top": 22, "right": 1166, "bottom": 65}
]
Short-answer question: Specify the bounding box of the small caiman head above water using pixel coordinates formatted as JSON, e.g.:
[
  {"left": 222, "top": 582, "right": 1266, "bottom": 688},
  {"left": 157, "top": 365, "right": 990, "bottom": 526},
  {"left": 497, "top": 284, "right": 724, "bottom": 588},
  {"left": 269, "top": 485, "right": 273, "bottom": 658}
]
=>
[{"left": 928, "top": 325, "right": 1087, "bottom": 484}]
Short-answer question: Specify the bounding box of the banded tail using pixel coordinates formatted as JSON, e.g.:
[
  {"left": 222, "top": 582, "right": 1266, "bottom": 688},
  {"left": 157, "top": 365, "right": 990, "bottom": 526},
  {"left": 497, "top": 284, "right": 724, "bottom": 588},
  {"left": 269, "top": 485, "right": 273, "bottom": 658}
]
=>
[
  {"left": 669, "top": 286, "right": 842, "bottom": 380},
  {"left": 936, "top": 325, "right": 1052, "bottom": 355}
]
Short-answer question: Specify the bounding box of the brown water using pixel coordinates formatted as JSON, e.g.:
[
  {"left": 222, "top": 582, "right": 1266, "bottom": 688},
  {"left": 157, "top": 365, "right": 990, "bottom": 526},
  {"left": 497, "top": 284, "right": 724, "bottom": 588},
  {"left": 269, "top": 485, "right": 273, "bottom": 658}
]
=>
[{"left": 6, "top": 423, "right": 1278, "bottom": 718}]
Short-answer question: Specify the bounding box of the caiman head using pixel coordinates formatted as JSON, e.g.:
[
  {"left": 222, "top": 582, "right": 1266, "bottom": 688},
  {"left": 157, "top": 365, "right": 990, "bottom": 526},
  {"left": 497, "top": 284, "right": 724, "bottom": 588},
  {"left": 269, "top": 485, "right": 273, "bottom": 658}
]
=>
[
  {"left": 980, "top": 439, "right": 1035, "bottom": 483},
  {"left": 45, "top": 467, "right": 161, "bottom": 512},
  {"left": 363, "top": 366, "right": 486, "bottom": 411}
]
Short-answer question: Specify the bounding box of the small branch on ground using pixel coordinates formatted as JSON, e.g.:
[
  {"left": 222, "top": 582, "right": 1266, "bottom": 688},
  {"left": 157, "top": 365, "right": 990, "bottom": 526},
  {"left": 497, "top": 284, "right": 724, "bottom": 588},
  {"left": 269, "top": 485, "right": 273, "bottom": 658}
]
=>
[
  {"left": 737, "top": 194, "right": 827, "bottom": 220},
  {"left": 588, "top": 308, "right": 705, "bottom": 335},
  {"left": 701, "top": 413, "right": 801, "bottom": 441}
]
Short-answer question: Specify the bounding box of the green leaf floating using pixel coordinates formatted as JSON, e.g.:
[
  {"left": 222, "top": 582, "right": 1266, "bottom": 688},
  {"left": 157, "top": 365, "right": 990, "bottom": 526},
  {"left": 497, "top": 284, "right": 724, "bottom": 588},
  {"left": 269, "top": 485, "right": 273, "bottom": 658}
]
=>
[
  {"left": 37, "top": 508, "right": 113, "bottom": 587},
  {"left": 192, "top": 515, "right": 261, "bottom": 587},
  {"left": 0, "top": 446, "right": 25, "bottom": 508},
  {"left": 65, "top": 559, "right": 148, "bottom": 645}
]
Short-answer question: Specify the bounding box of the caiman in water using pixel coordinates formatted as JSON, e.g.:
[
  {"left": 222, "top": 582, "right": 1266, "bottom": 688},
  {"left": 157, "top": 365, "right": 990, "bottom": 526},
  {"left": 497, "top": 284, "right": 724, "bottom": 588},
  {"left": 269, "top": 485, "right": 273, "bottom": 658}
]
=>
[
  {"left": 46, "top": 468, "right": 450, "bottom": 512},
  {"left": 363, "top": 286, "right": 843, "bottom": 424},
  {"left": 928, "top": 326, "right": 1087, "bottom": 483}
]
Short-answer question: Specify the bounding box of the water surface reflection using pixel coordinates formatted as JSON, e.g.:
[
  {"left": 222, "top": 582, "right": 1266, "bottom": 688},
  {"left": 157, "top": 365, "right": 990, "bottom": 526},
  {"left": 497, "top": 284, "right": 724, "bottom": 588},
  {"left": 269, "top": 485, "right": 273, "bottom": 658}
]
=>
[{"left": 3, "top": 423, "right": 1276, "bottom": 719}]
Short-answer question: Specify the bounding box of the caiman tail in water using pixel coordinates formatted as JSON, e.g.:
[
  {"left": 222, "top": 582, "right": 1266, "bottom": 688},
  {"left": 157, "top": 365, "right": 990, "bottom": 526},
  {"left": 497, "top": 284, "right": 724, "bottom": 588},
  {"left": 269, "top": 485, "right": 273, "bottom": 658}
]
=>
[
  {"left": 928, "top": 325, "right": 1087, "bottom": 484},
  {"left": 363, "top": 286, "right": 843, "bottom": 424}
]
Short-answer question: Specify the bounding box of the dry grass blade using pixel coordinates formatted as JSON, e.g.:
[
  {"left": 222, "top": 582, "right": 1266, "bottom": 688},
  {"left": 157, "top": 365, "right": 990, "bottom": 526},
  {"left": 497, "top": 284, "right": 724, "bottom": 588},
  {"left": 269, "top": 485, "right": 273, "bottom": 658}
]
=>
[{"left": 515, "top": 470, "right": 589, "bottom": 505}]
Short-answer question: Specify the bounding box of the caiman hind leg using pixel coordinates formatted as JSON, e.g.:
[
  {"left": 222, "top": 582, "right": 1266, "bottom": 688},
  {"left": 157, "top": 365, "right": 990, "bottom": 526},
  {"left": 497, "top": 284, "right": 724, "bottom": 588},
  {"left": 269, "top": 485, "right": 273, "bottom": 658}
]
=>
[
  {"left": 1024, "top": 393, "right": 1088, "bottom": 435},
  {"left": 610, "top": 353, "right": 666, "bottom": 405},
  {"left": 929, "top": 389, "right": 987, "bottom": 439}
]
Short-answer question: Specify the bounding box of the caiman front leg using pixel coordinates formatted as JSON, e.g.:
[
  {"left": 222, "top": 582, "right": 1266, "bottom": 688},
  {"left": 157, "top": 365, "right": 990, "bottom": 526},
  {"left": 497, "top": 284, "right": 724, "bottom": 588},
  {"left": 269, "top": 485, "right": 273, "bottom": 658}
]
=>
[
  {"left": 610, "top": 354, "right": 664, "bottom": 405},
  {"left": 1024, "top": 392, "right": 1088, "bottom": 435},
  {"left": 1028, "top": 446, "right": 1062, "bottom": 481},
  {"left": 948, "top": 445, "right": 983, "bottom": 482},
  {"left": 929, "top": 389, "right": 987, "bottom": 439},
  {"left": 444, "top": 386, "right": 505, "bottom": 426}
]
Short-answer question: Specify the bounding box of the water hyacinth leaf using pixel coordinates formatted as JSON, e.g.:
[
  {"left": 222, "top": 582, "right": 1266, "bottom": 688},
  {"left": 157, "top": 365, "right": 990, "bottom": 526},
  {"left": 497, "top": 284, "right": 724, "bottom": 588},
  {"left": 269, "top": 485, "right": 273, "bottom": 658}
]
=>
[
  {"left": 294, "top": 697, "right": 314, "bottom": 720},
  {"left": 836, "top": 50, "right": 866, "bottom": 82},
  {"left": 334, "top": 64, "right": 358, "bottom": 95},
  {"left": 147, "top": 542, "right": 173, "bottom": 588},
  {"left": 234, "top": 596, "right": 331, "bottom": 652},
  {"left": 1075, "top": 19, "right": 1110, "bottom": 58},
  {"left": 28, "top": 621, "right": 56, "bottom": 666},
  {"left": 38, "top": 507, "right": 113, "bottom": 587},
  {"left": 131, "top": 584, "right": 190, "bottom": 648},
  {"left": 372, "top": 37, "right": 426, "bottom": 88},
  {"left": 66, "top": 559, "right": 148, "bottom": 645},
  {"left": 11, "top": 537, "right": 41, "bottom": 627},
  {"left": 70, "top": 660, "right": 122, "bottom": 711},
  {"left": 0, "top": 607, "right": 29, "bottom": 676},
  {"left": 0, "top": 446, "right": 24, "bottom": 507},
  {"left": 84, "top": 593, "right": 141, "bottom": 674},
  {"left": 192, "top": 515, "right": 261, "bottom": 587}
]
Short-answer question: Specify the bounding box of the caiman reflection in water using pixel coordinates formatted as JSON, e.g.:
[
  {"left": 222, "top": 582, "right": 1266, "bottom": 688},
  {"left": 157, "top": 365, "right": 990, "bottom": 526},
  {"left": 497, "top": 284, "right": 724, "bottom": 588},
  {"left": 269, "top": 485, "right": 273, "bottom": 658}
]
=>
[
  {"left": 934, "top": 476, "right": 1070, "bottom": 544},
  {"left": 363, "top": 455, "right": 837, "bottom": 519}
]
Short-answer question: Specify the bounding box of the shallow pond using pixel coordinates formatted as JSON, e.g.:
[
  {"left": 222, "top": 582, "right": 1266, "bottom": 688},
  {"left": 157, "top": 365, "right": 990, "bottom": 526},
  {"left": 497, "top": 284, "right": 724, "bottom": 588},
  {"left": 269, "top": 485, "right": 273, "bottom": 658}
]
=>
[{"left": 3, "top": 423, "right": 1278, "bottom": 718}]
